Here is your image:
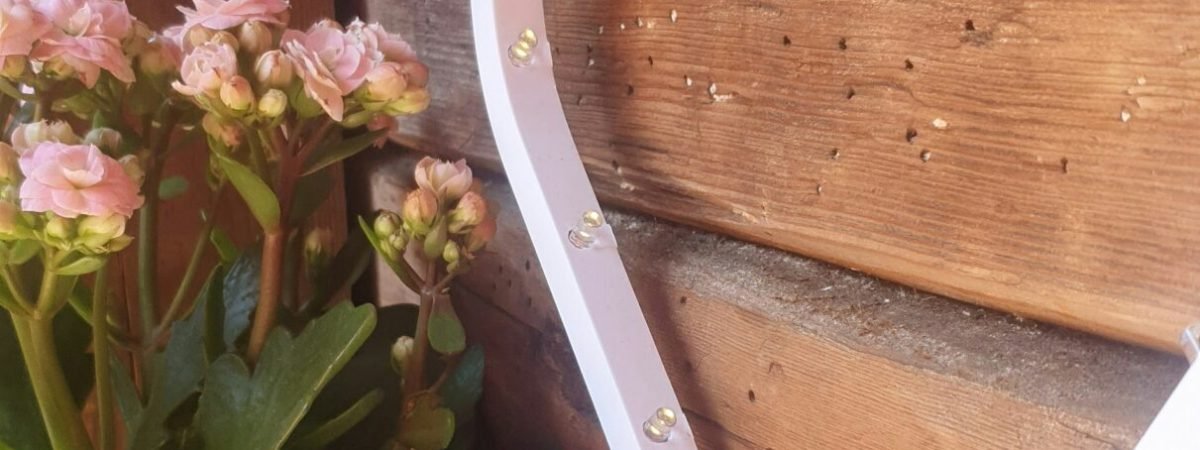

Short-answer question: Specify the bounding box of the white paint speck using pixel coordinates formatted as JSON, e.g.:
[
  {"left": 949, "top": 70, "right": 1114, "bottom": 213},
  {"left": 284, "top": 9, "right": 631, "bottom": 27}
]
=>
[
  {"left": 670, "top": 9, "right": 678, "bottom": 23},
  {"left": 931, "top": 118, "right": 948, "bottom": 129},
  {"left": 636, "top": 17, "right": 644, "bottom": 28},
  {"left": 1120, "top": 107, "right": 1132, "bottom": 122},
  {"left": 819, "top": 286, "right": 833, "bottom": 292},
  {"left": 587, "top": 58, "right": 595, "bottom": 67},
  {"left": 707, "top": 82, "right": 717, "bottom": 96},
  {"left": 598, "top": 25, "right": 604, "bottom": 34},
  {"left": 619, "top": 181, "right": 636, "bottom": 191},
  {"left": 684, "top": 75, "right": 693, "bottom": 87},
  {"left": 619, "top": 23, "right": 626, "bottom": 31},
  {"left": 1137, "top": 76, "right": 1147, "bottom": 86}
]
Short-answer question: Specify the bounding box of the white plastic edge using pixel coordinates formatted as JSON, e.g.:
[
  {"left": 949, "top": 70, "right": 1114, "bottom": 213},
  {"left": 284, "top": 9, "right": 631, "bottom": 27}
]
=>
[{"left": 469, "top": 0, "right": 697, "bottom": 448}]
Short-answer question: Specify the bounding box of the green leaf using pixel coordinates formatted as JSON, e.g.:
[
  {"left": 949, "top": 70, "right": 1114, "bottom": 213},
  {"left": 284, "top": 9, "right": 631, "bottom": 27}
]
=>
[
  {"left": 0, "top": 309, "right": 93, "bottom": 450},
  {"left": 398, "top": 393, "right": 455, "bottom": 450},
  {"left": 194, "top": 303, "right": 376, "bottom": 450},
  {"left": 7, "top": 240, "right": 39, "bottom": 265},
  {"left": 216, "top": 154, "right": 280, "bottom": 230},
  {"left": 203, "top": 267, "right": 227, "bottom": 363},
  {"left": 122, "top": 270, "right": 222, "bottom": 450},
  {"left": 357, "top": 216, "right": 421, "bottom": 293},
  {"left": 221, "top": 249, "right": 260, "bottom": 352},
  {"left": 427, "top": 304, "right": 465, "bottom": 356},
  {"left": 55, "top": 256, "right": 104, "bottom": 275},
  {"left": 288, "top": 168, "right": 332, "bottom": 226},
  {"left": 300, "top": 129, "right": 386, "bottom": 177},
  {"left": 439, "top": 345, "right": 484, "bottom": 422},
  {"left": 209, "top": 228, "right": 238, "bottom": 265},
  {"left": 284, "top": 389, "right": 383, "bottom": 450},
  {"left": 158, "top": 176, "right": 190, "bottom": 200}
]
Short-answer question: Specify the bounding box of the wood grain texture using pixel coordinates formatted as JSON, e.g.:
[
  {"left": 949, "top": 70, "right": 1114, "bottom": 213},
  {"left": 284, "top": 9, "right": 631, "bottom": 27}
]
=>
[
  {"left": 116, "top": 0, "right": 345, "bottom": 325},
  {"left": 438, "top": 173, "right": 1185, "bottom": 450},
  {"left": 365, "top": 0, "right": 1200, "bottom": 352}
]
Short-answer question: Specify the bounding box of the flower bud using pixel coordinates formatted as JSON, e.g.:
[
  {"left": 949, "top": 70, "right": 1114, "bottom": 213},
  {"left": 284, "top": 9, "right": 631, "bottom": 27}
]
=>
[
  {"left": 448, "top": 191, "right": 486, "bottom": 234},
  {"left": 442, "top": 240, "right": 460, "bottom": 265},
  {"left": 384, "top": 89, "right": 431, "bottom": 116},
  {"left": 0, "top": 202, "right": 19, "bottom": 238},
  {"left": 0, "top": 143, "right": 19, "bottom": 185},
  {"left": 209, "top": 31, "right": 240, "bottom": 52},
  {"left": 84, "top": 128, "right": 122, "bottom": 154},
  {"left": 118, "top": 155, "right": 145, "bottom": 187},
  {"left": 399, "top": 61, "right": 429, "bottom": 89},
  {"left": 255, "top": 50, "right": 293, "bottom": 89},
  {"left": 123, "top": 20, "right": 153, "bottom": 56},
  {"left": 402, "top": 189, "right": 438, "bottom": 236},
  {"left": 44, "top": 214, "right": 73, "bottom": 247},
  {"left": 202, "top": 113, "right": 242, "bottom": 148},
  {"left": 313, "top": 19, "right": 343, "bottom": 32},
  {"left": 237, "top": 21, "right": 273, "bottom": 55},
  {"left": 385, "top": 232, "right": 407, "bottom": 259},
  {"left": 390, "top": 336, "right": 414, "bottom": 375},
  {"left": 257, "top": 89, "right": 287, "bottom": 118},
  {"left": 304, "top": 228, "right": 332, "bottom": 280},
  {"left": 12, "top": 121, "right": 80, "bottom": 153},
  {"left": 138, "top": 39, "right": 179, "bottom": 76},
  {"left": 185, "top": 26, "right": 217, "bottom": 51},
  {"left": 220, "top": 76, "right": 254, "bottom": 112},
  {"left": 465, "top": 214, "right": 496, "bottom": 252},
  {"left": 357, "top": 62, "right": 407, "bottom": 104},
  {"left": 43, "top": 56, "right": 76, "bottom": 80},
  {"left": 1, "top": 55, "right": 26, "bottom": 79},
  {"left": 373, "top": 211, "right": 400, "bottom": 239},
  {"left": 77, "top": 215, "right": 126, "bottom": 252}
]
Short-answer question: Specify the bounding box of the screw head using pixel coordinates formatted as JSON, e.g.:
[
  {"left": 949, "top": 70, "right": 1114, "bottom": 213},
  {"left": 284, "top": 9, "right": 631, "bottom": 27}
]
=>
[
  {"left": 655, "top": 407, "right": 677, "bottom": 427},
  {"left": 582, "top": 210, "right": 604, "bottom": 228}
]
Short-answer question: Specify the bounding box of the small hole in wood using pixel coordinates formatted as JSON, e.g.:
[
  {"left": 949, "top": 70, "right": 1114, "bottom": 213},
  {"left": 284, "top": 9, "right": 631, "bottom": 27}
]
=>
[
  {"left": 526, "top": 296, "right": 533, "bottom": 306},
  {"left": 507, "top": 279, "right": 513, "bottom": 288},
  {"left": 498, "top": 265, "right": 504, "bottom": 274},
  {"left": 964, "top": 19, "right": 976, "bottom": 31},
  {"left": 838, "top": 37, "right": 847, "bottom": 50},
  {"left": 831, "top": 148, "right": 841, "bottom": 160},
  {"left": 905, "top": 59, "right": 915, "bottom": 71},
  {"left": 525, "top": 260, "right": 532, "bottom": 271},
  {"left": 906, "top": 128, "right": 919, "bottom": 143},
  {"left": 920, "top": 149, "right": 932, "bottom": 162},
  {"left": 846, "top": 87, "right": 856, "bottom": 99},
  {"left": 748, "top": 390, "right": 757, "bottom": 402},
  {"left": 1060, "top": 157, "right": 1069, "bottom": 174},
  {"left": 611, "top": 160, "right": 620, "bottom": 171},
  {"left": 783, "top": 35, "right": 792, "bottom": 46},
  {"left": 576, "top": 95, "right": 584, "bottom": 106},
  {"left": 680, "top": 296, "right": 688, "bottom": 304},
  {"left": 554, "top": 46, "right": 560, "bottom": 56},
  {"left": 586, "top": 44, "right": 593, "bottom": 54},
  {"left": 647, "top": 55, "right": 654, "bottom": 66},
  {"left": 627, "top": 84, "right": 635, "bottom": 96}
]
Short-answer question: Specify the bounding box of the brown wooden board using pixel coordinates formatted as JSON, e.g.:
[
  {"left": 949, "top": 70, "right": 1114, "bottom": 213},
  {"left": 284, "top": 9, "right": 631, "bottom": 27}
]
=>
[
  {"left": 423, "top": 172, "right": 1185, "bottom": 450},
  {"left": 365, "top": 0, "right": 1200, "bottom": 352}
]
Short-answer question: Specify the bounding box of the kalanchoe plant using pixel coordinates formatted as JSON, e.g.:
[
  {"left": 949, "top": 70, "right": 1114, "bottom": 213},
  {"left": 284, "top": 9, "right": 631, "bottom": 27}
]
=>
[
  {"left": 361, "top": 157, "right": 496, "bottom": 450},
  {"left": 0, "top": 1, "right": 451, "bottom": 450}
]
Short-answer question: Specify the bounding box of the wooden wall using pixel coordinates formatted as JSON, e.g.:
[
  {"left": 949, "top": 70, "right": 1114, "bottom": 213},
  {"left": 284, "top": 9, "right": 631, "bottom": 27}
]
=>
[{"left": 365, "top": 0, "right": 1200, "bottom": 352}]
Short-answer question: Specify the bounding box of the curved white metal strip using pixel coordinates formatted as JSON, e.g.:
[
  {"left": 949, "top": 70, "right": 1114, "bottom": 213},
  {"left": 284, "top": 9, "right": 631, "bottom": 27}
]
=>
[{"left": 470, "top": 0, "right": 696, "bottom": 448}]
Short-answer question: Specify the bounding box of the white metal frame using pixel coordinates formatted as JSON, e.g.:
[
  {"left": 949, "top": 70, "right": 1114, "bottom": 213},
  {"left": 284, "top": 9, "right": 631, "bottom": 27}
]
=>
[
  {"left": 1136, "top": 325, "right": 1200, "bottom": 449},
  {"left": 471, "top": 0, "right": 697, "bottom": 448}
]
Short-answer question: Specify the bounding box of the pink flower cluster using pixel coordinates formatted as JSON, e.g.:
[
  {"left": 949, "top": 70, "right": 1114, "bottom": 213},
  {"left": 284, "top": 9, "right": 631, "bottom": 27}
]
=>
[
  {"left": 18, "top": 142, "right": 143, "bottom": 219},
  {"left": 0, "top": 0, "right": 143, "bottom": 87}
]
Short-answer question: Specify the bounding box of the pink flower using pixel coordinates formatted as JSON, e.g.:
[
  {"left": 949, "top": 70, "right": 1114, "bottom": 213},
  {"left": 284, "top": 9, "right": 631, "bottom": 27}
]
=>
[
  {"left": 281, "top": 22, "right": 376, "bottom": 121},
  {"left": 19, "top": 142, "right": 143, "bottom": 218},
  {"left": 346, "top": 19, "right": 417, "bottom": 64},
  {"left": 30, "top": 0, "right": 135, "bottom": 86},
  {"left": 178, "top": 0, "right": 289, "bottom": 32},
  {"left": 0, "top": 0, "right": 51, "bottom": 59},
  {"left": 172, "top": 41, "right": 238, "bottom": 96},
  {"left": 413, "top": 157, "right": 473, "bottom": 202}
]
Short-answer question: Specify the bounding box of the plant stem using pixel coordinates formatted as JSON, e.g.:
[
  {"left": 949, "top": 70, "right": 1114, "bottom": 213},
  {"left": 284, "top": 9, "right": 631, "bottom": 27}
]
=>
[
  {"left": 91, "top": 263, "right": 115, "bottom": 450},
  {"left": 150, "top": 185, "right": 225, "bottom": 344},
  {"left": 11, "top": 268, "right": 92, "bottom": 450},
  {"left": 245, "top": 228, "right": 285, "bottom": 364},
  {"left": 135, "top": 108, "right": 180, "bottom": 387},
  {"left": 402, "top": 264, "right": 437, "bottom": 398}
]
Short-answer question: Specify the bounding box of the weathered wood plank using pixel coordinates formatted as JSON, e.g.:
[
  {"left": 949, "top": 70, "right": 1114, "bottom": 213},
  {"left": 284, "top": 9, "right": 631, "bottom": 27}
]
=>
[
  {"left": 366, "top": 0, "right": 1200, "bottom": 351},
  {"left": 434, "top": 173, "right": 1187, "bottom": 449}
]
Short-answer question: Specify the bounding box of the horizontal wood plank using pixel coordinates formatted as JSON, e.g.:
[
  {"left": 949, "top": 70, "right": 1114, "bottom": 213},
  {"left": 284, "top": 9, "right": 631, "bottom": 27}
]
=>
[
  {"left": 429, "top": 170, "right": 1186, "bottom": 449},
  {"left": 366, "top": 0, "right": 1200, "bottom": 352}
]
